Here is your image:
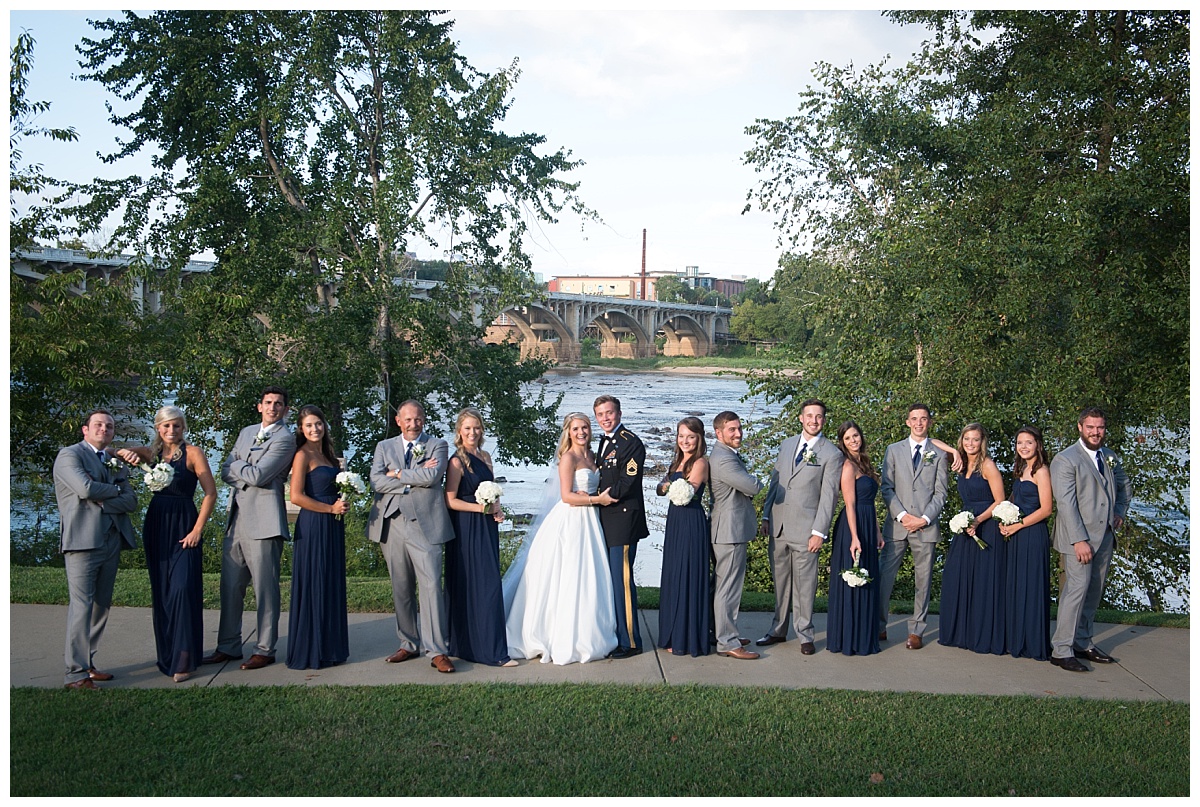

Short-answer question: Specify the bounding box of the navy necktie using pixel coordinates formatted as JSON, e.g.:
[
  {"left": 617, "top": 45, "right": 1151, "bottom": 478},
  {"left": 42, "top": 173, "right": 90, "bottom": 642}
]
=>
[
  {"left": 795, "top": 442, "right": 808, "bottom": 466},
  {"left": 1096, "top": 453, "right": 1105, "bottom": 476},
  {"left": 912, "top": 445, "right": 922, "bottom": 470},
  {"left": 404, "top": 442, "right": 413, "bottom": 467}
]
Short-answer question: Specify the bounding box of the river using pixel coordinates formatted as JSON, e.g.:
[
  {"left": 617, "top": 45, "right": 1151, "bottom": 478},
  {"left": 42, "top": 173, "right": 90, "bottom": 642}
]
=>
[{"left": 485, "top": 369, "right": 783, "bottom": 587}]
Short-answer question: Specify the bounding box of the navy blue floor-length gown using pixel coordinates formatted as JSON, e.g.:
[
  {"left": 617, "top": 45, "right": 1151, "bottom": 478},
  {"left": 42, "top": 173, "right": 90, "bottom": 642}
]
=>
[
  {"left": 827, "top": 475, "right": 882, "bottom": 656},
  {"left": 143, "top": 452, "right": 204, "bottom": 676},
  {"left": 657, "top": 472, "right": 711, "bottom": 657},
  {"left": 445, "top": 458, "right": 511, "bottom": 665},
  {"left": 287, "top": 465, "right": 350, "bottom": 669},
  {"left": 1005, "top": 479, "right": 1051, "bottom": 660},
  {"left": 945, "top": 471, "right": 1007, "bottom": 655}
]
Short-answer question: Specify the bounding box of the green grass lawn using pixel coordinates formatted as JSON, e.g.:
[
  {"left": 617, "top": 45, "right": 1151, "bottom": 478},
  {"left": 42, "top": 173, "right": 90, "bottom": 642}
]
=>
[
  {"left": 9, "top": 684, "right": 1188, "bottom": 796},
  {"left": 10, "top": 565, "right": 1189, "bottom": 628}
]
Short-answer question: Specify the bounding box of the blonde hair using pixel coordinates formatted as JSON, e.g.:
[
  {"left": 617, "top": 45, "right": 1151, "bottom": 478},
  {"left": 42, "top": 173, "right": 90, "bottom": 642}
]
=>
[
  {"left": 453, "top": 407, "right": 486, "bottom": 473},
  {"left": 557, "top": 412, "right": 592, "bottom": 459},
  {"left": 150, "top": 405, "right": 187, "bottom": 462}
]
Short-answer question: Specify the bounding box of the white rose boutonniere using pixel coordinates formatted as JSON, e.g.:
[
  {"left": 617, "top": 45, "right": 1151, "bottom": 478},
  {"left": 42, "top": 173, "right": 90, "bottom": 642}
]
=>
[
  {"left": 922, "top": 449, "right": 936, "bottom": 466},
  {"left": 254, "top": 429, "right": 268, "bottom": 446},
  {"left": 411, "top": 443, "right": 426, "bottom": 462},
  {"left": 105, "top": 456, "right": 123, "bottom": 474},
  {"left": 1105, "top": 453, "right": 1116, "bottom": 468}
]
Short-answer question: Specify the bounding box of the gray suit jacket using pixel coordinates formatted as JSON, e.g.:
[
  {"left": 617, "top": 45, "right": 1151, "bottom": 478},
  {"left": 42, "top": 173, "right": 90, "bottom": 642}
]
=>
[
  {"left": 708, "top": 441, "right": 763, "bottom": 545},
  {"left": 880, "top": 439, "right": 948, "bottom": 543},
  {"left": 1051, "top": 441, "right": 1132, "bottom": 552},
  {"left": 53, "top": 442, "right": 138, "bottom": 551},
  {"left": 366, "top": 433, "right": 454, "bottom": 546},
  {"left": 763, "top": 433, "right": 844, "bottom": 542},
  {"left": 221, "top": 423, "right": 295, "bottom": 540}
]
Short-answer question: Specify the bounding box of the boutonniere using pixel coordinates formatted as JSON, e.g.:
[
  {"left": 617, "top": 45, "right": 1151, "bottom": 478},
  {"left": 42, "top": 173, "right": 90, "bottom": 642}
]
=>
[
  {"left": 922, "top": 450, "right": 936, "bottom": 466},
  {"left": 805, "top": 452, "right": 820, "bottom": 466},
  {"left": 1105, "top": 454, "right": 1116, "bottom": 468},
  {"left": 254, "top": 429, "right": 268, "bottom": 446},
  {"left": 411, "top": 442, "right": 426, "bottom": 461},
  {"left": 105, "top": 456, "right": 123, "bottom": 474}
]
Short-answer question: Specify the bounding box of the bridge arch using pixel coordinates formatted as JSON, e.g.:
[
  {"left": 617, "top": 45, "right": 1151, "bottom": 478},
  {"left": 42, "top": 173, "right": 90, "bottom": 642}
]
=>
[
  {"left": 485, "top": 303, "right": 580, "bottom": 363},
  {"left": 660, "top": 313, "right": 712, "bottom": 357}
]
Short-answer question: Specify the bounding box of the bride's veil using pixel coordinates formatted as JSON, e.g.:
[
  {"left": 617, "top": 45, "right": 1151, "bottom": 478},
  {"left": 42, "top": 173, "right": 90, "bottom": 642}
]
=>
[{"left": 501, "top": 459, "right": 562, "bottom": 614}]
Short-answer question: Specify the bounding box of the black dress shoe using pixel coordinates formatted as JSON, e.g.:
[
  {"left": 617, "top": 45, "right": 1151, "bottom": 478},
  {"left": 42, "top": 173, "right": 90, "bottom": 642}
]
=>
[
  {"left": 608, "top": 646, "right": 642, "bottom": 660},
  {"left": 755, "top": 634, "right": 786, "bottom": 647},
  {"left": 1075, "top": 647, "right": 1116, "bottom": 664},
  {"left": 1050, "top": 655, "right": 1089, "bottom": 673},
  {"left": 799, "top": 642, "right": 816, "bottom": 655}
]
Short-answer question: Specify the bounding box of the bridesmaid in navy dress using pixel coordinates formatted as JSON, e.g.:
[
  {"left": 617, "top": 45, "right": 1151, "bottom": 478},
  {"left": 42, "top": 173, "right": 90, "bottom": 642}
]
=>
[
  {"left": 827, "top": 421, "right": 884, "bottom": 656},
  {"left": 999, "top": 426, "right": 1053, "bottom": 661},
  {"left": 939, "top": 424, "right": 1006, "bottom": 654},
  {"left": 118, "top": 406, "right": 216, "bottom": 683},
  {"left": 654, "top": 417, "right": 711, "bottom": 657},
  {"left": 286, "top": 405, "right": 350, "bottom": 669},
  {"left": 444, "top": 408, "right": 516, "bottom": 667}
]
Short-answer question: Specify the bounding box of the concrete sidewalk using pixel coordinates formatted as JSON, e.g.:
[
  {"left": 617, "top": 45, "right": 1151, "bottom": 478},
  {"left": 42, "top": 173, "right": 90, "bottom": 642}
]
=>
[{"left": 9, "top": 603, "right": 1188, "bottom": 702}]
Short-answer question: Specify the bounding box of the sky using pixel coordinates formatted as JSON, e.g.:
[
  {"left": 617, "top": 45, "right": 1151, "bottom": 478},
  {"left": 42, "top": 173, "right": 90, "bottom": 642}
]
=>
[{"left": 8, "top": 7, "right": 929, "bottom": 283}]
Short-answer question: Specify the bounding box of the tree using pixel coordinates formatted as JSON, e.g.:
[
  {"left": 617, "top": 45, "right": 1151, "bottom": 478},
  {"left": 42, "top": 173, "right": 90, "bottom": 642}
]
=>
[
  {"left": 742, "top": 11, "right": 1189, "bottom": 610},
  {"left": 10, "top": 32, "right": 165, "bottom": 484},
  {"left": 74, "top": 10, "right": 593, "bottom": 467}
]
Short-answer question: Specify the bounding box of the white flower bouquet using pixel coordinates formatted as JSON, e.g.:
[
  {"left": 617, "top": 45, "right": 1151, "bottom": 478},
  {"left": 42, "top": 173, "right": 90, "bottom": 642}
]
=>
[
  {"left": 667, "top": 477, "right": 695, "bottom": 506},
  {"left": 475, "top": 480, "right": 503, "bottom": 507},
  {"left": 335, "top": 471, "right": 367, "bottom": 520},
  {"left": 841, "top": 550, "right": 872, "bottom": 587},
  {"left": 950, "top": 510, "right": 985, "bottom": 550},
  {"left": 993, "top": 500, "right": 1022, "bottom": 526},
  {"left": 143, "top": 462, "right": 175, "bottom": 492}
]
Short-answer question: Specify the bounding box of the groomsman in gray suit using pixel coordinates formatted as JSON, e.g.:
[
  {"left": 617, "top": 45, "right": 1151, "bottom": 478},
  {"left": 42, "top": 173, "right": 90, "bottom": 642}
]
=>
[
  {"left": 758, "top": 399, "right": 844, "bottom": 654},
  {"left": 367, "top": 399, "right": 457, "bottom": 673},
  {"left": 1049, "top": 407, "right": 1132, "bottom": 672},
  {"left": 204, "top": 386, "right": 295, "bottom": 670},
  {"left": 878, "top": 402, "right": 948, "bottom": 650},
  {"left": 708, "top": 411, "right": 764, "bottom": 660},
  {"left": 53, "top": 409, "right": 139, "bottom": 689}
]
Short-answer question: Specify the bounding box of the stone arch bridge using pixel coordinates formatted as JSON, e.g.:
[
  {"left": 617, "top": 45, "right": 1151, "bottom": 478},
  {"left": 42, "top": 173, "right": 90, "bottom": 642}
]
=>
[
  {"left": 13, "top": 248, "right": 731, "bottom": 364},
  {"left": 484, "top": 293, "right": 731, "bottom": 363}
]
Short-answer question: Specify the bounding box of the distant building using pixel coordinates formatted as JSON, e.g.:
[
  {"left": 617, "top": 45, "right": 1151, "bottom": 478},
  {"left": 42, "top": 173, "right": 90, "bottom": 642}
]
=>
[{"left": 548, "top": 267, "right": 746, "bottom": 302}]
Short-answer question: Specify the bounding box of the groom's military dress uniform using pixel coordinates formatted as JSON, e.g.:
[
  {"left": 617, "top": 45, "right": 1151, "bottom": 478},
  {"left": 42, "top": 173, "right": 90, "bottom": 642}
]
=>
[{"left": 596, "top": 424, "right": 648, "bottom": 651}]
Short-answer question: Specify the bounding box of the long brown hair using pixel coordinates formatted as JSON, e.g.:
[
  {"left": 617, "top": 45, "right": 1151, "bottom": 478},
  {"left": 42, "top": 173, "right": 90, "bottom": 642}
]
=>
[
  {"left": 1013, "top": 425, "right": 1049, "bottom": 479},
  {"left": 956, "top": 422, "right": 989, "bottom": 476},
  {"left": 670, "top": 417, "right": 707, "bottom": 478},
  {"left": 836, "top": 420, "right": 879, "bottom": 482},
  {"left": 295, "top": 404, "right": 339, "bottom": 466}
]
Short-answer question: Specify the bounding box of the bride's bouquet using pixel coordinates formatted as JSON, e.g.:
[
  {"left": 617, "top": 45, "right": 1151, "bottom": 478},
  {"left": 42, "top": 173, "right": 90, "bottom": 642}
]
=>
[
  {"left": 335, "top": 471, "right": 367, "bottom": 520},
  {"left": 949, "top": 510, "right": 985, "bottom": 550},
  {"left": 667, "top": 477, "right": 695, "bottom": 506},
  {"left": 142, "top": 462, "right": 175, "bottom": 493},
  {"left": 841, "top": 549, "right": 872, "bottom": 587}
]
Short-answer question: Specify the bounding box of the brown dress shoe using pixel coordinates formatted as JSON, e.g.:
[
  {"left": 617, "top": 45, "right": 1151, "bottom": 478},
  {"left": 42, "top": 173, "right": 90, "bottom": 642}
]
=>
[
  {"left": 905, "top": 634, "right": 923, "bottom": 650},
  {"left": 65, "top": 678, "right": 99, "bottom": 690},
  {"left": 240, "top": 654, "right": 275, "bottom": 670},
  {"left": 800, "top": 642, "right": 816, "bottom": 655},
  {"left": 739, "top": 638, "right": 751, "bottom": 647},
  {"left": 88, "top": 668, "right": 114, "bottom": 681},
  {"left": 431, "top": 654, "right": 456, "bottom": 673},
  {"left": 201, "top": 650, "right": 243, "bottom": 665},
  {"left": 717, "top": 646, "right": 760, "bottom": 660},
  {"left": 386, "top": 648, "right": 416, "bottom": 664}
]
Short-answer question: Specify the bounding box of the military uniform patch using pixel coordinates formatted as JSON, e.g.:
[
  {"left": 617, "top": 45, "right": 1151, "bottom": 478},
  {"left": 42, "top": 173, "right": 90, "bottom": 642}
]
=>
[{"left": 626, "top": 458, "right": 638, "bottom": 476}]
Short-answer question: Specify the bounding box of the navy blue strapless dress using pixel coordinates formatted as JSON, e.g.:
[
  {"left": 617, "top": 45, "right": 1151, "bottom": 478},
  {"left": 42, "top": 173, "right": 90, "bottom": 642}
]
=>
[
  {"left": 657, "top": 472, "right": 711, "bottom": 657},
  {"left": 445, "top": 458, "right": 510, "bottom": 665},
  {"left": 940, "top": 471, "right": 1005, "bottom": 654},
  {"left": 827, "top": 475, "right": 882, "bottom": 656},
  {"left": 142, "top": 452, "right": 203, "bottom": 676},
  {"left": 1005, "top": 479, "right": 1051, "bottom": 660},
  {"left": 286, "top": 465, "right": 349, "bottom": 669}
]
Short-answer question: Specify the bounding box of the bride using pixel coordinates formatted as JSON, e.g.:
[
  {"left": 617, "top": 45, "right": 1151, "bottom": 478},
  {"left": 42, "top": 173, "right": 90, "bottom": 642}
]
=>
[{"left": 502, "top": 412, "right": 619, "bottom": 664}]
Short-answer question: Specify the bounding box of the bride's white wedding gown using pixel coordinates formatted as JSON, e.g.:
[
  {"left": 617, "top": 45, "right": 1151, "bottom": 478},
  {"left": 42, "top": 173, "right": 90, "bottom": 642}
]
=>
[{"left": 503, "top": 468, "right": 618, "bottom": 664}]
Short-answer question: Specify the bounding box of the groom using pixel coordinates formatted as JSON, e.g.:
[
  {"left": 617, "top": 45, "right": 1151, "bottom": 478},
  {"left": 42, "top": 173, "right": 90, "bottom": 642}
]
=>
[{"left": 593, "top": 395, "right": 647, "bottom": 659}]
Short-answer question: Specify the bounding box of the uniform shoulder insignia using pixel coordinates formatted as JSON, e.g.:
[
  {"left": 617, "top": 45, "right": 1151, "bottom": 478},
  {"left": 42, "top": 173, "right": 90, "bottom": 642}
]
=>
[
  {"left": 619, "top": 428, "right": 632, "bottom": 439},
  {"left": 626, "top": 458, "right": 638, "bottom": 476}
]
